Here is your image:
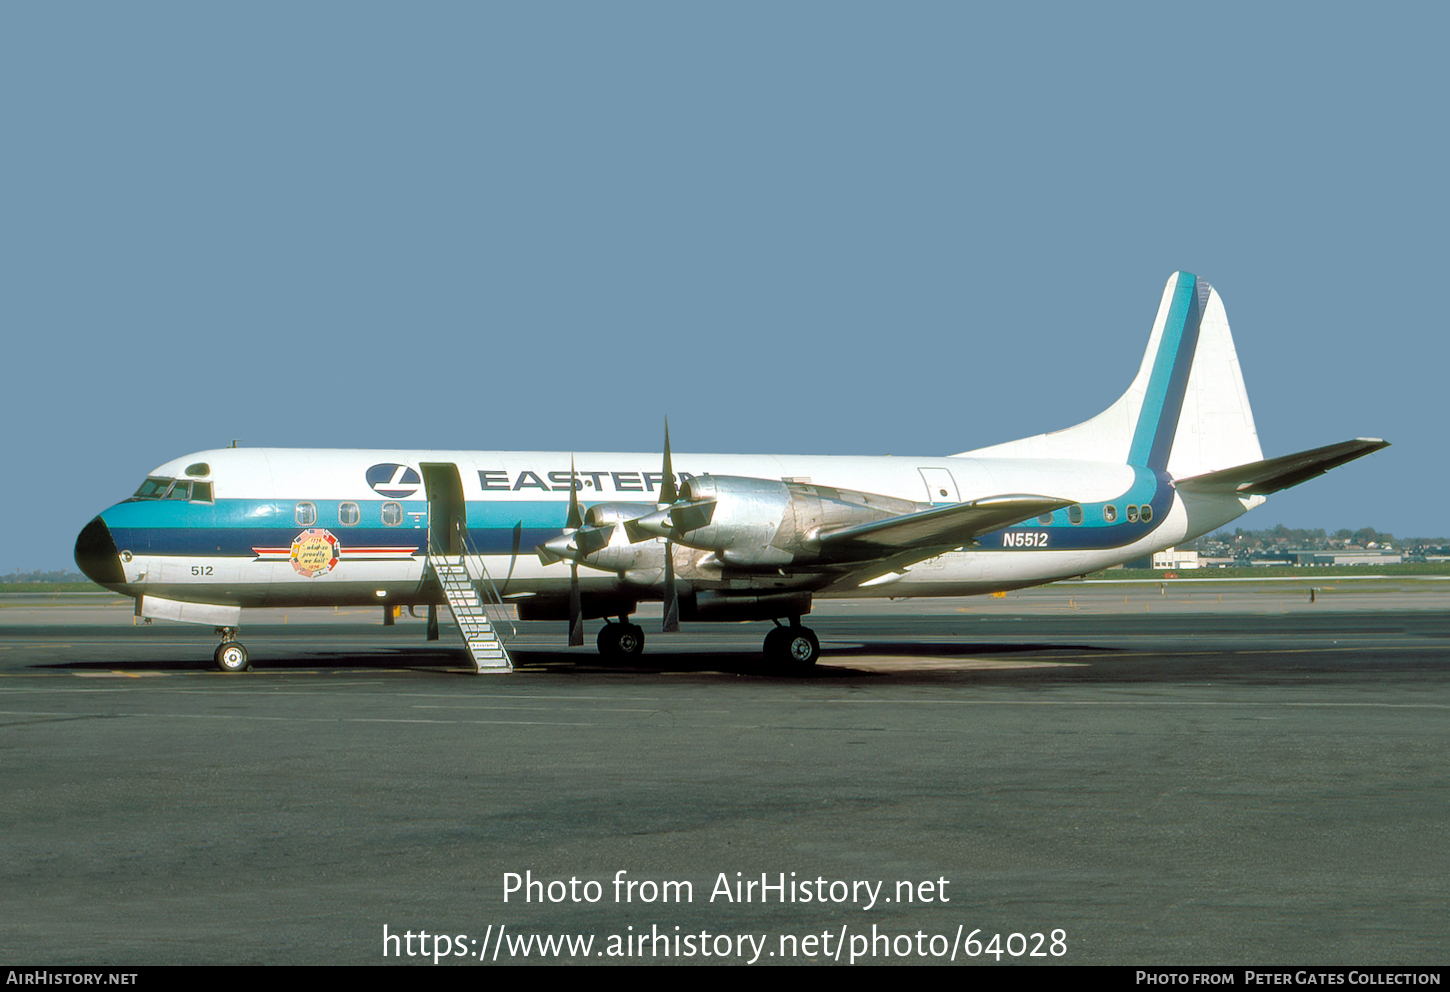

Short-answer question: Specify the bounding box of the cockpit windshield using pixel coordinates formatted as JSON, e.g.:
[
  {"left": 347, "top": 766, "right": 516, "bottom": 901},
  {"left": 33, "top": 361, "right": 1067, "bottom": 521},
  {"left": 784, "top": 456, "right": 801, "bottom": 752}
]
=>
[{"left": 132, "top": 477, "right": 174, "bottom": 499}]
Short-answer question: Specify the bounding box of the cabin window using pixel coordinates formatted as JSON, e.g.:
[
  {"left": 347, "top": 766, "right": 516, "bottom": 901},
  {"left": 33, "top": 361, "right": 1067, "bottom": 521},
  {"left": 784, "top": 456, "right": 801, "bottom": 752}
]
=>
[
  {"left": 1037, "top": 513, "right": 1054, "bottom": 525},
  {"left": 1104, "top": 504, "right": 1117, "bottom": 523},
  {"left": 1126, "top": 505, "right": 1139, "bottom": 523},
  {"left": 1140, "top": 503, "right": 1153, "bottom": 523},
  {"left": 166, "top": 481, "right": 192, "bottom": 501},
  {"left": 185, "top": 463, "right": 210, "bottom": 478},
  {"left": 133, "top": 477, "right": 173, "bottom": 499},
  {"left": 381, "top": 502, "right": 403, "bottom": 526},
  {"left": 1068, "top": 504, "right": 1083, "bottom": 525},
  {"left": 339, "top": 502, "right": 360, "bottom": 526},
  {"left": 295, "top": 502, "right": 317, "bottom": 526},
  {"left": 191, "top": 482, "right": 214, "bottom": 503}
]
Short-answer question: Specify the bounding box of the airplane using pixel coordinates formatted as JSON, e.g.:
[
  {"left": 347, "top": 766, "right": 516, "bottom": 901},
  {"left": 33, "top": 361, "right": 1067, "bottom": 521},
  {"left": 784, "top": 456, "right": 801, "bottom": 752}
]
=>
[{"left": 73, "top": 272, "right": 1388, "bottom": 674}]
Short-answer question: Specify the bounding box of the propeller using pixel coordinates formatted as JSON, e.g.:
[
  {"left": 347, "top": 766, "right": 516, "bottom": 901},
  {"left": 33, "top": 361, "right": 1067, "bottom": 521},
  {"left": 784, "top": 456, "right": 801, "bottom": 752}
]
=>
[{"left": 539, "top": 456, "right": 586, "bottom": 647}]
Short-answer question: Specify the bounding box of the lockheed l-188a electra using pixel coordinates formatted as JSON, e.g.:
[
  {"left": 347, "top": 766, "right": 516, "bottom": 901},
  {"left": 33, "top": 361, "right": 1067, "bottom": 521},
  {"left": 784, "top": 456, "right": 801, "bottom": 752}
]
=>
[{"left": 74, "top": 273, "right": 1387, "bottom": 673}]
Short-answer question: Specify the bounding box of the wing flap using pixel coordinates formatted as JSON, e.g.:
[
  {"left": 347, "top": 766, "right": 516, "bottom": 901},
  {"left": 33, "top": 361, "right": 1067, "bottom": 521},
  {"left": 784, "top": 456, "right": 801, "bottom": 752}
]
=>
[
  {"left": 1173, "top": 438, "right": 1389, "bottom": 496},
  {"left": 817, "top": 494, "right": 1075, "bottom": 552}
]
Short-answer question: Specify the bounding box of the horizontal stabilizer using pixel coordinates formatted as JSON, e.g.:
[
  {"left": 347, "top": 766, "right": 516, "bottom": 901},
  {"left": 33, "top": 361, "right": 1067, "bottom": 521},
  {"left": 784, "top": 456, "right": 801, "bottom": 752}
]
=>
[
  {"left": 1173, "top": 438, "right": 1389, "bottom": 496},
  {"left": 819, "top": 494, "right": 1075, "bottom": 552}
]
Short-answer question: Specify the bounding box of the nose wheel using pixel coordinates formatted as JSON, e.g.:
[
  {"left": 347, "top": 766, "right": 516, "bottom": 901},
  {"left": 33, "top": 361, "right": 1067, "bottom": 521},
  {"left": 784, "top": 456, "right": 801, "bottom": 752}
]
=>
[{"left": 213, "top": 629, "right": 250, "bottom": 673}]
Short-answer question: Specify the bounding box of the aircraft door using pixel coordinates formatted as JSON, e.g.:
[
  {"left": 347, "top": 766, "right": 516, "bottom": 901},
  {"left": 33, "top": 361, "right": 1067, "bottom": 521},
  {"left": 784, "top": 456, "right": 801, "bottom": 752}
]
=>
[
  {"left": 918, "top": 467, "right": 960, "bottom": 504},
  {"left": 420, "top": 463, "right": 468, "bottom": 555}
]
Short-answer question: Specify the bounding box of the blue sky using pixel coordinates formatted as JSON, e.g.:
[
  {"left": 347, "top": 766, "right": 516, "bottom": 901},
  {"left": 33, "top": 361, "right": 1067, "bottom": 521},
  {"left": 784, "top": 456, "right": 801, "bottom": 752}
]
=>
[{"left": 3, "top": 3, "right": 1443, "bottom": 571}]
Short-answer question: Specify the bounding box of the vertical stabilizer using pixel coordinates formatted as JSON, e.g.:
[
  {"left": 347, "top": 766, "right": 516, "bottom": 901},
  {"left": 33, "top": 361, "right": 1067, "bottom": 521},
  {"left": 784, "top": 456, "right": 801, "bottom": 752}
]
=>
[{"left": 956, "top": 272, "right": 1262, "bottom": 478}]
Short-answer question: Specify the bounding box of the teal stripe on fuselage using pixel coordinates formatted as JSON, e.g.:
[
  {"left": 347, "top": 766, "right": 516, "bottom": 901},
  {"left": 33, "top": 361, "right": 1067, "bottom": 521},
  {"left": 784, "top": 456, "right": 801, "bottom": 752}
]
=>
[{"left": 102, "top": 498, "right": 576, "bottom": 532}]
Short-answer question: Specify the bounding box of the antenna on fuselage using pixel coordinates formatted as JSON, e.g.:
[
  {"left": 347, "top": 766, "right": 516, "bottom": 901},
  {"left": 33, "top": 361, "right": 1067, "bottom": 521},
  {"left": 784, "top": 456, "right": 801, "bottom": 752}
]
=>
[{"left": 230, "top": 439, "right": 241, "bottom": 448}]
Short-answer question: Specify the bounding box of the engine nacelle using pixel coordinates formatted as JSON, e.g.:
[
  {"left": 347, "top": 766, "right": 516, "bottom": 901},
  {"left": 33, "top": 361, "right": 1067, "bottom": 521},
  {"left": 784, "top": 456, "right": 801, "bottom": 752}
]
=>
[
  {"left": 578, "top": 503, "right": 666, "bottom": 574},
  {"left": 635, "top": 475, "right": 922, "bottom": 567}
]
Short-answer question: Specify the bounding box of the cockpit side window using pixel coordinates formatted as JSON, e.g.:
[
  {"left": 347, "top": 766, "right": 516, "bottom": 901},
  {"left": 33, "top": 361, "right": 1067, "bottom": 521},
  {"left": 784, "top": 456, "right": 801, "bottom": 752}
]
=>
[
  {"left": 166, "top": 481, "right": 192, "bottom": 501},
  {"left": 133, "top": 477, "right": 173, "bottom": 499},
  {"left": 191, "top": 482, "right": 214, "bottom": 503}
]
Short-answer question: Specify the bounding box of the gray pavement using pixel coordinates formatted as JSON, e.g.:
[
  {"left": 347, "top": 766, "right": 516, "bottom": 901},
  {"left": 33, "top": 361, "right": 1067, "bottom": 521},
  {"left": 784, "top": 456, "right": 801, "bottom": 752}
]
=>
[{"left": 1, "top": 585, "right": 1447, "bottom": 965}]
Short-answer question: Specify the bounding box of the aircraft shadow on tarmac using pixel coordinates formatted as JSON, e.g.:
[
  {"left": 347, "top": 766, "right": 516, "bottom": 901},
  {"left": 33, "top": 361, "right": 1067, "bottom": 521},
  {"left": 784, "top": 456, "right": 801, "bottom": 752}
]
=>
[{"left": 36, "top": 640, "right": 1441, "bottom": 685}]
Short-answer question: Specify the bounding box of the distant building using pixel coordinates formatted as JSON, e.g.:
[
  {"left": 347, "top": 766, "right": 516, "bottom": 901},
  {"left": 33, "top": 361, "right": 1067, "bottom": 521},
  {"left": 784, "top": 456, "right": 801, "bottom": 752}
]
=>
[
  {"left": 1288, "top": 549, "right": 1403, "bottom": 566},
  {"left": 1152, "top": 548, "right": 1200, "bottom": 569}
]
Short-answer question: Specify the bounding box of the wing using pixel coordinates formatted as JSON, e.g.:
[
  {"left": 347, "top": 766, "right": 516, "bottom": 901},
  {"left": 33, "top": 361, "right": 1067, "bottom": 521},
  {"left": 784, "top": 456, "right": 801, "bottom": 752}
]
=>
[
  {"left": 1173, "top": 438, "right": 1389, "bottom": 496},
  {"left": 816, "top": 494, "right": 1075, "bottom": 556}
]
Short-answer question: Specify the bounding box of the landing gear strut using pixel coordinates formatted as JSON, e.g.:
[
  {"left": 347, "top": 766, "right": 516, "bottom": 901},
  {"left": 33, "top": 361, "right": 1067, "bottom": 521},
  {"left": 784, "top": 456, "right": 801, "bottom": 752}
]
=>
[
  {"left": 597, "top": 618, "right": 646, "bottom": 659},
  {"left": 764, "top": 619, "right": 819, "bottom": 672},
  {"left": 213, "top": 627, "right": 250, "bottom": 673}
]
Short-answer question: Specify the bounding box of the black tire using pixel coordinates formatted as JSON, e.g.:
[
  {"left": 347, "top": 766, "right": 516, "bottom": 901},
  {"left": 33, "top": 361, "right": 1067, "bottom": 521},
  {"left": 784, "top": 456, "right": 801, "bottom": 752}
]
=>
[
  {"left": 597, "top": 625, "right": 619, "bottom": 657},
  {"left": 762, "top": 626, "right": 789, "bottom": 661},
  {"left": 214, "top": 641, "right": 250, "bottom": 673},
  {"left": 597, "top": 623, "right": 646, "bottom": 659}
]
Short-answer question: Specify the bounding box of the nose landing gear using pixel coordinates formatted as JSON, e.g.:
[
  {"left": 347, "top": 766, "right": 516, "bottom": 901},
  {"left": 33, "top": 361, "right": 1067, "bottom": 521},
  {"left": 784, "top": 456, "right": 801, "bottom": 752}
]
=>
[{"left": 213, "top": 628, "right": 250, "bottom": 673}]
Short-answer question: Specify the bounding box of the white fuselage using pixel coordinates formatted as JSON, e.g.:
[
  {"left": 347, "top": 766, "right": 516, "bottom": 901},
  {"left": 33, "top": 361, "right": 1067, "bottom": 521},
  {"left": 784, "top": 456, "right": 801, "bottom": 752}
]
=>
[{"left": 84, "top": 446, "right": 1256, "bottom": 610}]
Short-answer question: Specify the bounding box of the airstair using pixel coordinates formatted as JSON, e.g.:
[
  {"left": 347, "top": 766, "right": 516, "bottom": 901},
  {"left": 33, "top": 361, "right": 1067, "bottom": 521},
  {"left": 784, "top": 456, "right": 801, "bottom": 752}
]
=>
[{"left": 427, "top": 522, "right": 515, "bottom": 673}]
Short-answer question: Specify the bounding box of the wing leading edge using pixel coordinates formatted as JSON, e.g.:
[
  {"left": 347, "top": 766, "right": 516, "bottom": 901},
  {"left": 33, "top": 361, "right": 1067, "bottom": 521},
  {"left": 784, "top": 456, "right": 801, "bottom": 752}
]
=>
[{"left": 817, "top": 494, "right": 1076, "bottom": 554}]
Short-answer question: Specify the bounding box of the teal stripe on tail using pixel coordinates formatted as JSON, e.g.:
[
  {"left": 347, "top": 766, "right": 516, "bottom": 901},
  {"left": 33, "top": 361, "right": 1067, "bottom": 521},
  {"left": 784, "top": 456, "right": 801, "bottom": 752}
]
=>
[{"left": 1127, "top": 272, "right": 1207, "bottom": 471}]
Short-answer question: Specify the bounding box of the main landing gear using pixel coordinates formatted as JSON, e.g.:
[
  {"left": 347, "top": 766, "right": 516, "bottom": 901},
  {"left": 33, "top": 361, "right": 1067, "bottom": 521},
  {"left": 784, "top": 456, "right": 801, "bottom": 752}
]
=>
[
  {"left": 213, "top": 627, "right": 250, "bottom": 673},
  {"left": 590, "top": 614, "right": 820, "bottom": 673},
  {"left": 597, "top": 618, "right": 646, "bottom": 659},
  {"left": 763, "top": 619, "right": 819, "bottom": 672}
]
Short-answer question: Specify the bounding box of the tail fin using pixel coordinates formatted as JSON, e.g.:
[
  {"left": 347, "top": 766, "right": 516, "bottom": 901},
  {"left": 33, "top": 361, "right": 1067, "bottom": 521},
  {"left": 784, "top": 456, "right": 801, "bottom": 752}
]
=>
[{"left": 957, "top": 272, "right": 1263, "bottom": 477}]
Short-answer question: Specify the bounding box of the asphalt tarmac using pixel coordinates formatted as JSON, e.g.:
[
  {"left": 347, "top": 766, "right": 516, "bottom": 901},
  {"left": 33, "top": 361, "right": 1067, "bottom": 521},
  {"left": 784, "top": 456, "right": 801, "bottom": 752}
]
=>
[{"left": 2, "top": 583, "right": 1447, "bottom": 965}]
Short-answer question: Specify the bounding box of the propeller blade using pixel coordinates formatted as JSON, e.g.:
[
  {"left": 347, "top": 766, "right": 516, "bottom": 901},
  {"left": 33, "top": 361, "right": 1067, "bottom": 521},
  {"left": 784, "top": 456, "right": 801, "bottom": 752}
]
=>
[
  {"left": 662, "top": 546, "right": 680, "bottom": 633},
  {"left": 669, "top": 499, "right": 716, "bottom": 532},
  {"left": 575, "top": 523, "right": 615, "bottom": 557},
  {"left": 566, "top": 454, "right": 583, "bottom": 531},
  {"left": 660, "top": 418, "right": 677, "bottom": 505},
  {"left": 624, "top": 510, "right": 669, "bottom": 544},
  {"left": 659, "top": 419, "right": 680, "bottom": 633},
  {"left": 568, "top": 563, "right": 584, "bottom": 646}
]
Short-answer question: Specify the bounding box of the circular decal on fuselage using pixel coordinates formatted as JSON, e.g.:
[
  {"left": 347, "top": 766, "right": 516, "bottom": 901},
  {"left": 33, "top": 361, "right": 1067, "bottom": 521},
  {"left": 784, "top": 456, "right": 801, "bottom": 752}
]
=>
[{"left": 291, "top": 528, "right": 340, "bottom": 577}]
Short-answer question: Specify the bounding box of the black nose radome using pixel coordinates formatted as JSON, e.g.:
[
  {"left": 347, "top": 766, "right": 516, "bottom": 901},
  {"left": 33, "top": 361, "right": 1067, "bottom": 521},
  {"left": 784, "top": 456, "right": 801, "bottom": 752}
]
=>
[{"left": 75, "top": 517, "right": 126, "bottom": 586}]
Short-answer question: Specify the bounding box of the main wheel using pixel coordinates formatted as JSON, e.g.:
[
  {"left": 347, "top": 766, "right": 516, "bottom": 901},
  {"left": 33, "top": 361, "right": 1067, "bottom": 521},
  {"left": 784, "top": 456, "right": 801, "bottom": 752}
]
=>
[
  {"left": 214, "top": 641, "right": 250, "bottom": 673},
  {"left": 766, "top": 626, "right": 818, "bottom": 672},
  {"left": 597, "top": 623, "right": 646, "bottom": 659},
  {"left": 616, "top": 623, "right": 645, "bottom": 657}
]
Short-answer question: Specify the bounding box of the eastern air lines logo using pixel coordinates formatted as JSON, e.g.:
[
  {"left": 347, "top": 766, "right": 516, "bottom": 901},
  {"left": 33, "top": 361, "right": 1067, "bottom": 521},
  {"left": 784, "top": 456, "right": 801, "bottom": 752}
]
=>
[{"left": 367, "top": 463, "right": 421, "bottom": 499}]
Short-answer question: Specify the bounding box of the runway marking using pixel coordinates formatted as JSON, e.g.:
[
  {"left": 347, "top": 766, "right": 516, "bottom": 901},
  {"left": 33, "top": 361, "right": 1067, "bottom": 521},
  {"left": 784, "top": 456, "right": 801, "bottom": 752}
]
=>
[
  {"left": 808, "top": 699, "right": 1450, "bottom": 709},
  {"left": 826, "top": 659, "right": 1086, "bottom": 671},
  {"left": 412, "top": 704, "right": 662, "bottom": 713},
  {"left": 71, "top": 671, "right": 169, "bottom": 679},
  {"left": 0, "top": 709, "right": 606, "bottom": 727},
  {"left": 399, "top": 693, "right": 663, "bottom": 702}
]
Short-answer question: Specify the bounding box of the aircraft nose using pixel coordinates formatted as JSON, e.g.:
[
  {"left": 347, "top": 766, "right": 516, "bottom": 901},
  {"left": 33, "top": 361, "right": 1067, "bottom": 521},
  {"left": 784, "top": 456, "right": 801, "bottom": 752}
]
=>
[{"left": 74, "top": 516, "right": 126, "bottom": 586}]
